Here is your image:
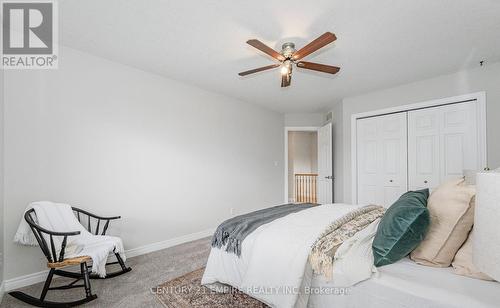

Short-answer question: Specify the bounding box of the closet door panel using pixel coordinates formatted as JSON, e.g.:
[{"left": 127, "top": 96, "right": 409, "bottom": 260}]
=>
[
  {"left": 357, "top": 113, "right": 407, "bottom": 207},
  {"left": 379, "top": 114, "right": 408, "bottom": 206},
  {"left": 443, "top": 133, "right": 465, "bottom": 178},
  {"left": 408, "top": 110, "right": 440, "bottom": 191},
  {"left": 408, "top": 102, "right": 480, "bottom": 190},
  {"left": 357, "top": 118, "right": 381, "bottom": 205},
  {"left": 440, "top": 103, "right": 478, "bottom": 181}
]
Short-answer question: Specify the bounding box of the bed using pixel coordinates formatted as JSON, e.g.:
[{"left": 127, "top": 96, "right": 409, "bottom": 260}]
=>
[
  {"left": 202, "top": 203, "right": 500, "bottom": 308},
  {"left": 308, "top": 258, "right": 500, "bottom": 308}
]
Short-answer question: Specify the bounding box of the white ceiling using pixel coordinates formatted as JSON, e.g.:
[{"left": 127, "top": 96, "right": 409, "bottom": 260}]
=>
[{"left": 59, "top": 0, "right": 500, "bottom": 113}]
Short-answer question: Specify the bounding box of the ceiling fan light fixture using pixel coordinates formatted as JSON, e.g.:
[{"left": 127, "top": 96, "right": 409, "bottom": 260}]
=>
[
  {"left": 280, "top": 60, "right": 292, "bottom": 75},
  {"left": 239, "top": 32, "right": 339, "bottom": 87},
  {"left": 281, "top": 42, "right": 296, "bottom": 58}
]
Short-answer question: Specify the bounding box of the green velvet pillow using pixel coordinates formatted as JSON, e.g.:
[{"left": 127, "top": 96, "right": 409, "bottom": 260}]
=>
[{"left": 373, "top": 189, "right": 430, "bottom": 267}]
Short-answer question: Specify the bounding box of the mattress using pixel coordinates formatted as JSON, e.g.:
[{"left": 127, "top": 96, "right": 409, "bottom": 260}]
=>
[{"left": 308, "top": 258, "right": 500, "bottom": 308}]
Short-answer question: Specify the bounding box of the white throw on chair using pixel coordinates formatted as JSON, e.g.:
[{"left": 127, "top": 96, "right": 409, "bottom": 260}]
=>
[{"left": 10, "top": 201, "right": 132, "bottom": 307}]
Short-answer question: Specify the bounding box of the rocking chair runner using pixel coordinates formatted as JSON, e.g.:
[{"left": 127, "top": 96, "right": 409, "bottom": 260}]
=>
[{"left": 9, "top": 207, "right": 132, "bottom": 307}]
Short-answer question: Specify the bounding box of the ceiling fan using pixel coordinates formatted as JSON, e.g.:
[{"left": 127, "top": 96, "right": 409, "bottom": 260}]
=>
[{"left": 238, "top": 32, "right": 340, "bottom": 87}]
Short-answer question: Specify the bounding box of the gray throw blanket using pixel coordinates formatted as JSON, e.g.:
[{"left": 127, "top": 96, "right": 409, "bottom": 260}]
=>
[{"left": 212, "top": 203, "right": 316, "bottom": 256}]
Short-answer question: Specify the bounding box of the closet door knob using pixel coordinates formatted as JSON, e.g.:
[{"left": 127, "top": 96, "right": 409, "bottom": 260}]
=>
[
  {"left": 424, "top": 180, "right": 428, "bottom": 184},
  {"left": 389, "top": 179, "right": 393, "bottom": 183}
]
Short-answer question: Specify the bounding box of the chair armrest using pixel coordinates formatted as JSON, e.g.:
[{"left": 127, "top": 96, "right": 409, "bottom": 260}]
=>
[
  {"left": 24, "top": 211, "right": 81, "bottom": 236},
  {"left": 24, "top": 210, "right": 81, "bottom": 263},
  {"left": 37, "top": 228, "right": 81, "bottom": 237},
  {"left": 72, "top": 207, "right": 121, "bottom": 235},
  {"left": 72, "top": 207, "right": 121, "bottom": 220}
]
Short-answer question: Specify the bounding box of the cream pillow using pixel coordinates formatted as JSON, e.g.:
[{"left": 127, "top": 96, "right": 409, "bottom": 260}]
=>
[
  {"left": 452, "top": 230, "right": 494, "bottom": 281},
  {"left": 410, "top": 178, "right": 475, "bottom": 267}
]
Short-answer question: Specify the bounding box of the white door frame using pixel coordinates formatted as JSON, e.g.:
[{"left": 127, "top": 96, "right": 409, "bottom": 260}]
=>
[
  {"left": 350, "top": 91, "right": 487, "bottom": 204},
  {"left": 284, "top": 126, "right": 320, "bottom": 203}
]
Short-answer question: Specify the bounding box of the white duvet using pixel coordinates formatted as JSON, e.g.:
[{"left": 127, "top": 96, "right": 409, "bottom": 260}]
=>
[{"left": 202, "top": 203, "right": 380, "bottom": 308}]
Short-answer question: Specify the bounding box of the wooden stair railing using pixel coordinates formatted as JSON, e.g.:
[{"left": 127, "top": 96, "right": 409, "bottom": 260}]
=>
[{"left": 294, "top": 173, "right": 318, "bottom": 203}]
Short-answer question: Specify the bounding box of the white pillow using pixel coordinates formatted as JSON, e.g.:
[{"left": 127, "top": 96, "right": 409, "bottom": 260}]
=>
[
  {"left": 452, "top": 230, "right": 494, "bottom": 281},
  {"left": 474, "top": 172, "right": 500, "bottom": 281}
]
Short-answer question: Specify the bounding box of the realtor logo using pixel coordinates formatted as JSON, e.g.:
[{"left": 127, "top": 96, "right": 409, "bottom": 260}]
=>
[{"left": 1, "top": 0, "right": 58, "bottom": 69}]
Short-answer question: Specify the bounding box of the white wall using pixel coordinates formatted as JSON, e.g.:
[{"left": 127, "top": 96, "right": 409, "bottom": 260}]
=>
[
  {"left": 289, "top": 132, "right": 318, "bottom": 174},
  {"left": 337, "top": 62, "right": 500, "bottom": 203},
  {"left": 284, "top": 113, "right": 325, "bottom": 127},
  {"left": 3, "top": 47, "right": 284, "bottom": 280},
  {"left": 287, "top": 132, "right": 317, "bottom": 200}
]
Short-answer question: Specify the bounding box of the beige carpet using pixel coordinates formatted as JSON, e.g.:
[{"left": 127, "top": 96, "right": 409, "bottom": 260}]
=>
[
  {"left": 153, "top": 268, "right": 268, "bottom": 308},
  {"left": 2, "top": 237, "right": 213, "bottom": 308}
]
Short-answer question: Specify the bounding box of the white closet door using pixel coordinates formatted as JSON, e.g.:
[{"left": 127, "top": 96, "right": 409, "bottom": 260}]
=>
[
  {"left": 357, "top": 117, "right": 379, "bottom": 205},
  {"left": 379, "top": 113, "right": 408, "bottom": 206},
  {"left": 357, "top": 113, "right": 407, "bottom": 207},
  {"left": 408, "top": 102, "right": 479, "bottom": 190},
  {"left": 407, "top": 109, "right": 441, "bottom": 190},
  {"left": 440, "top": 103, "right": 478, "bottom": 180}
]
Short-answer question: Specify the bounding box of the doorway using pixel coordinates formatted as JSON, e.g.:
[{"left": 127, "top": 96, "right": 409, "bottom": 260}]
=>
[
  {"left": 287, "top": 130, "right": 318, "bottom": 203},
  {"left": 284, "top": 124, "right": 334, "bottom": 204}
]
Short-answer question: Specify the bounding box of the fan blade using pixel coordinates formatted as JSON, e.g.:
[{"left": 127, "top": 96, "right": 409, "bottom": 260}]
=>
[
  {"left": 247, "top": 39, "right": 285, "bottom": 61},
  {"left": 281, "top": 73, "right": 291, "bottom": 87},
  {"left": 296, "top": 61, "right": 340, "bottom": 74},
  {"left": 238, "top": 64, "right": 280, "bottom": 76},
  {"left": 292, "top": 32, "right": 337, "bottom": 61}
]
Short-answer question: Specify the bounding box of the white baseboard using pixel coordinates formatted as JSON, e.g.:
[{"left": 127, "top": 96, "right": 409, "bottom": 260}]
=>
[
  {"left": 125, "top": 228, "right": 214, "bottom": 258},
  {"left": 4, "top": 228, "right": 214, "bottom": 292},
  {"left": 4, "top": 270, "right": 48, "bottom": 293}
]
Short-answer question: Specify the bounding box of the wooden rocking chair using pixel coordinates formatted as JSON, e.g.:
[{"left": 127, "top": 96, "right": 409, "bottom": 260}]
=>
[{"left": 9, "top": 207, "right": 132, "bottom": 307}]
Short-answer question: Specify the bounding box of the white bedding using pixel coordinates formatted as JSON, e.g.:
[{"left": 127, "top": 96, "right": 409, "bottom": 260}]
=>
[
  {"left": 202, "top": 203, "right": 500, "bottom": 308},
  {"left": 202, "top": 203, "right": 376, "bottom": 308},
  {"left": 309, "top": 258, "right": 500, "bottom": 308}
]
